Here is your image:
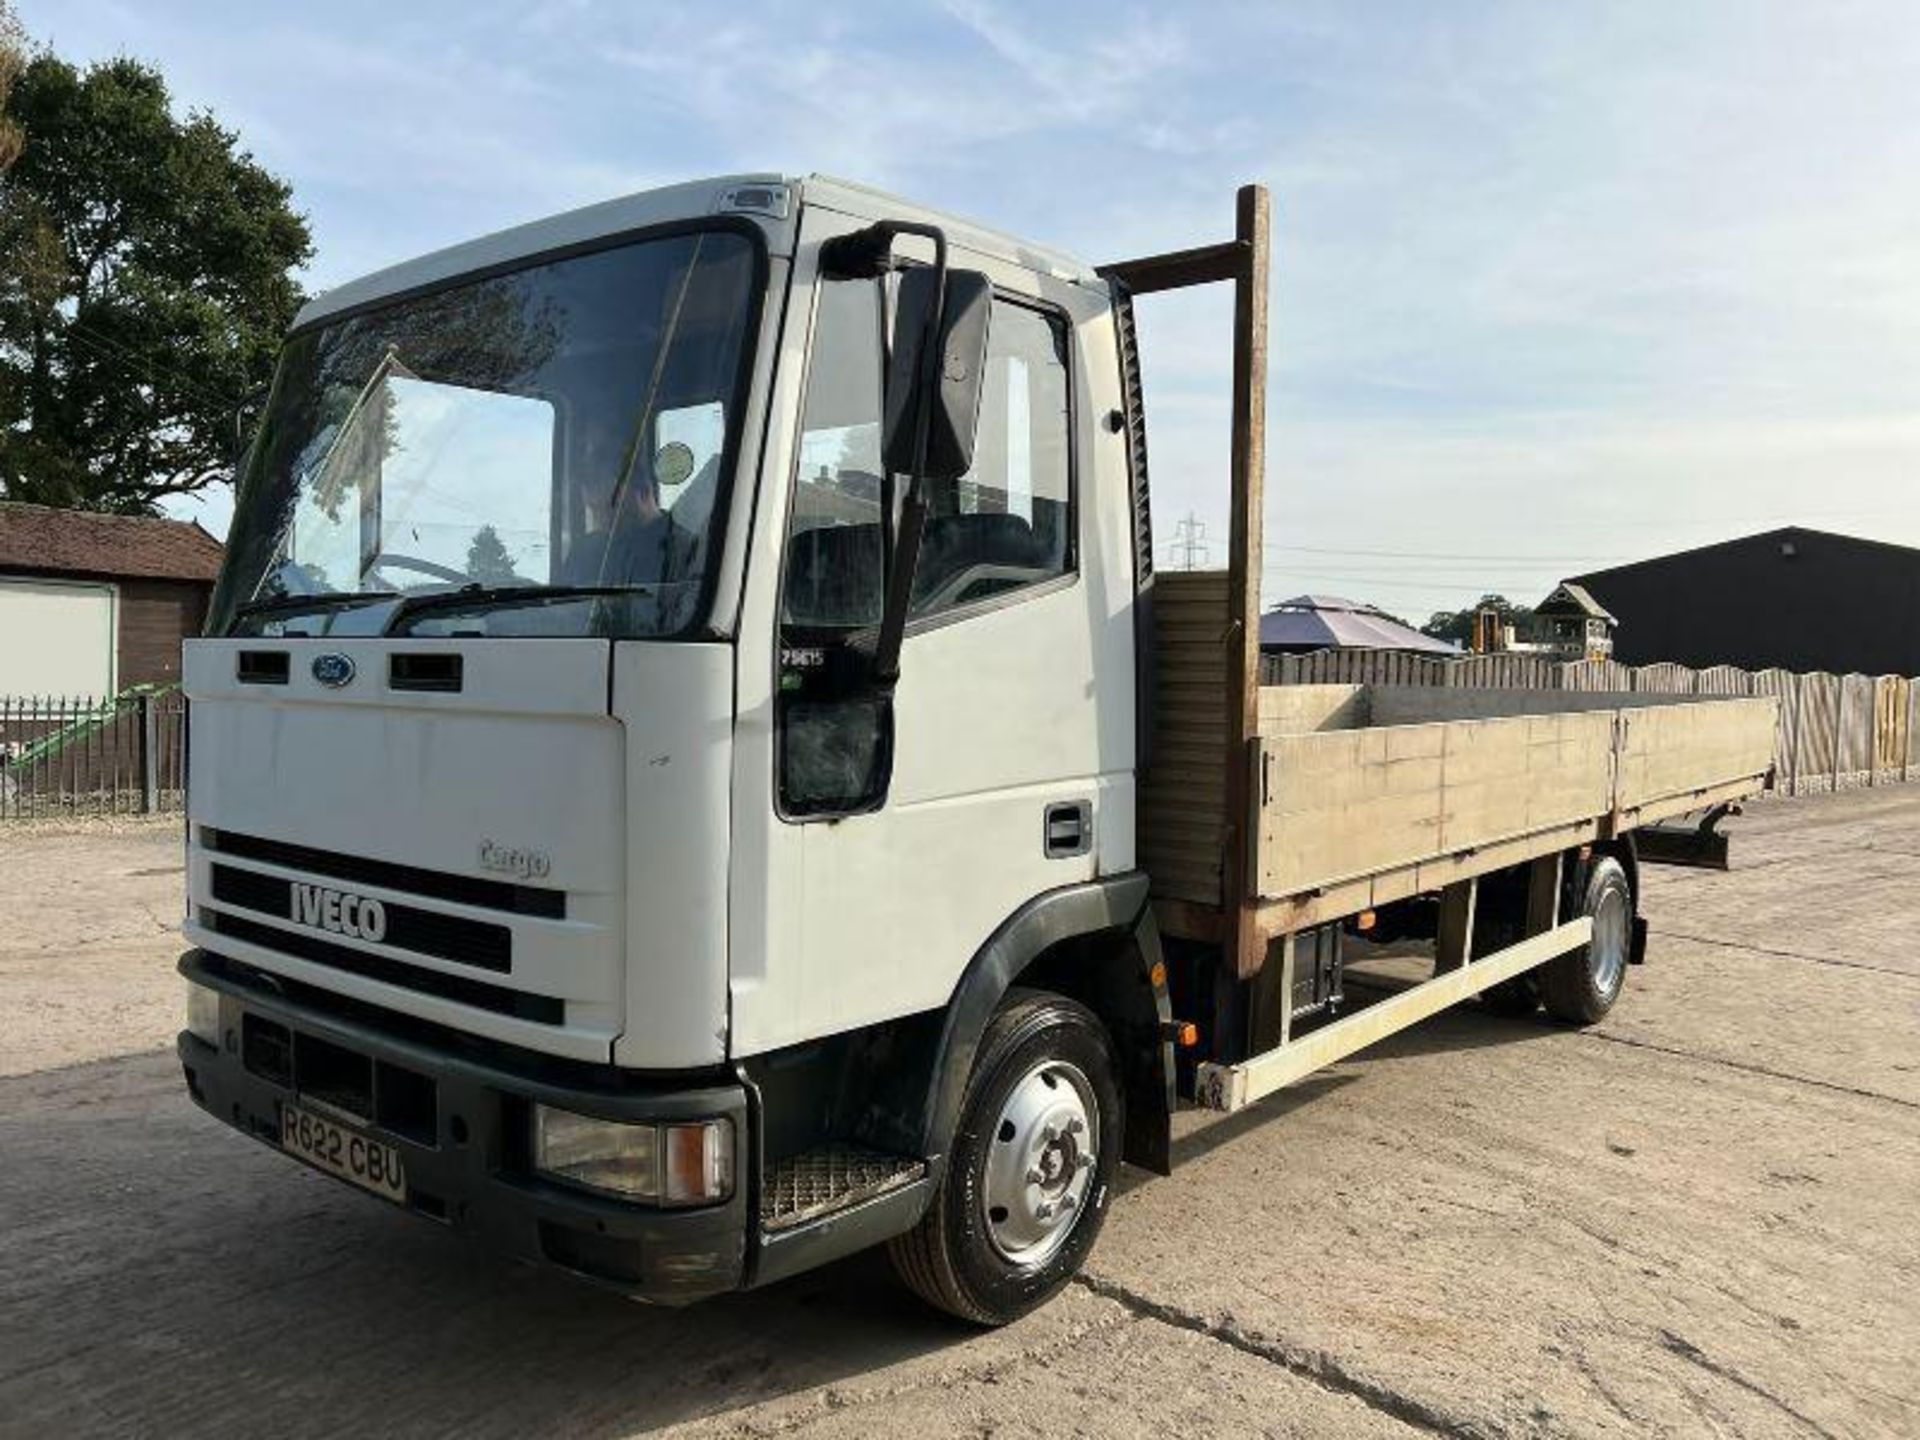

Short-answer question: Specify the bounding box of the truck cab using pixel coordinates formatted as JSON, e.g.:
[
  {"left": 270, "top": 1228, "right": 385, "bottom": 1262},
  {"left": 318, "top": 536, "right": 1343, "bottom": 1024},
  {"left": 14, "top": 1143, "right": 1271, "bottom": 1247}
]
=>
[{"left": 178, "top": 174, "right": 1166, "bottom": 1320}]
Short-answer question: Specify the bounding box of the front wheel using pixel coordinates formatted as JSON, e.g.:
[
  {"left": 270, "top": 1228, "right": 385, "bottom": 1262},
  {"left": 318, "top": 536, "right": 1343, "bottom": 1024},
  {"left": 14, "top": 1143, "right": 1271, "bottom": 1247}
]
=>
[
  {"left": 1540, "top": 855, "right": 1633, "bottom": 1025},
  {"left": 888, "top": 990, "right": 1123, "bottom": 1325}
]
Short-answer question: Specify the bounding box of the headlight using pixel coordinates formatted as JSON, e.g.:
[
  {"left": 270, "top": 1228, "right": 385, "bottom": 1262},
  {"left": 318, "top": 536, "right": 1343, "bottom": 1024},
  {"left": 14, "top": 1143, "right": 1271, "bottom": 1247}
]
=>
[
  {"left": 532, "top": 1105, "right": 733, "bottom": 1206},
  {"left": 185, "top": 980, "right": 222, "bottom": 1046}
]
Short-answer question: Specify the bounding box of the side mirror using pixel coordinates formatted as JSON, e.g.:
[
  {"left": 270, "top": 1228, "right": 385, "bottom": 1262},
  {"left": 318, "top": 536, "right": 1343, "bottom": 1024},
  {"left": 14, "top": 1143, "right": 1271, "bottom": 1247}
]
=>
[{"left": 882, "top": 267, "right": 992, "bottom": 483}]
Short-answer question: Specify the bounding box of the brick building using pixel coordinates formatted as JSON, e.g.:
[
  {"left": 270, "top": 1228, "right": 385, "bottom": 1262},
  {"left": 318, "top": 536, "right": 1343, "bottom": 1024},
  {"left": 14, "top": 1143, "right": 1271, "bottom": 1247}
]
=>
[{"left": 0, "top": 502, "right": 224, "bottom": 697}]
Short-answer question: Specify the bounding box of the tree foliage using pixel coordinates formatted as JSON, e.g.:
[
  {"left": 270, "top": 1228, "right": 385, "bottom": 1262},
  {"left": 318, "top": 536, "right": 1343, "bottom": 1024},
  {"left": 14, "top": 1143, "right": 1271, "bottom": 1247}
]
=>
[
  {"left": 1420, "top": 593, "right": 1536, "bottom": 647},
  {"left": 0, "top": 4, "right": 24, "bottom": 174},
  {"left": 464, "top": 524, "right": 523, "bottom": 585},
  {"left": 0, "top": 35, "right": 312, "bottom": 512}
]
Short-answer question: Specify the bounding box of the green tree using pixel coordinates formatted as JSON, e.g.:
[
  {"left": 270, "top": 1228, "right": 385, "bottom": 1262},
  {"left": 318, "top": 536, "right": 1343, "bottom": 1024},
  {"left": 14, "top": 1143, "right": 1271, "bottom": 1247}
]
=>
[
  {"left": 0, "top": 4, "right": 24, "bottom": 174},
  {"left": 1420, "top": 593, "right": 1536, "bottom": 648},
  {"left": 465, "top": 524, "right": 523, "bottom": 585},
  {"left": 0, "top": 35, "right": 312, "bottom": 512}
]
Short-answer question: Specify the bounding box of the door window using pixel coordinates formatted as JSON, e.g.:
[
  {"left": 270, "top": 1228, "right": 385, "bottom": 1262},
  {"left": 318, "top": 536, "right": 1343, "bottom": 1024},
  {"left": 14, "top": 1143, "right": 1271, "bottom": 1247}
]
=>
[
  {"left": 779, "top": 286, "right": 1074, "bottom": 636},
  {"left": 774, "top": 279, "right": 1076, "bottom": 818},
  {"left": 911, "top": 301, "right": 1073, "bottom": 619}
]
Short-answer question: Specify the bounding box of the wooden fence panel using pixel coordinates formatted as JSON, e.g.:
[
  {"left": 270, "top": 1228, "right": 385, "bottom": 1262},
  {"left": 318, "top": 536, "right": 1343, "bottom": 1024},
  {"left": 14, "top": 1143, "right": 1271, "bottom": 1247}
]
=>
[
  {"left": 1836, "top": 675, "right": 1875, "bottom": 788},
  {"left": 1909, "top": 678, "right": 1920, "bottom": 782},
  {"left": 1632, "top": 662, "right": 1696, "bottom": 694},
  {"left": 1872, "top": 677, "right": 1910, "bottom": 783},
  {"left": 1558, "top": 659, "right": 1629, "bottom": 692},
  {"left": 1448, "top": 653, "right": 1550, "bottom": 689},
  {"left": 1793, "top": 673, "right": 1838, "bottom": 794},
  {"left": 1694, "top": 665, "right": 1753, "bottom": 696},
  {"left": 1749, "top": 669, "right": 1799, "bottom": 791}
]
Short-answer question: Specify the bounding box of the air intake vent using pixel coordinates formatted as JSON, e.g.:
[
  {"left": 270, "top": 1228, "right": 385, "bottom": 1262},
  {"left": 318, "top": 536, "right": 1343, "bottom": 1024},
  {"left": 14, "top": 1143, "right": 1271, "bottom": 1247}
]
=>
[
  {"left": 390, "top": 653, "right": 463, "bottom": 693},
  {"left": 203, "top": 828, "right": 565, "bottom": 919},
  {"left": 201, "top": 908, "right": 563, "bottom": 1024},
  {"left": 237, "top": 651, "right": 290, "bottom": 685},
  {"left": 210, "top": 863, "right": 512, "bottom": 972}
]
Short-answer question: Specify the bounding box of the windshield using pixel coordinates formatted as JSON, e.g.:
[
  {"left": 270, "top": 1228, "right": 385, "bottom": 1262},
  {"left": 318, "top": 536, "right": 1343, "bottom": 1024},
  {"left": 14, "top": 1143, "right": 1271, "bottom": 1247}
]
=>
[{"left": 210, "top": 228, "right": 760, "bottom": 638}]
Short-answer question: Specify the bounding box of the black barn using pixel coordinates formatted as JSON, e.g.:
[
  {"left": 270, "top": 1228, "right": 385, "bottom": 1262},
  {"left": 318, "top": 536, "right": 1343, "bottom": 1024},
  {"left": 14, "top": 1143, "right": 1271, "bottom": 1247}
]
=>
[{"left": 1572, "top": 527, "right": 1920, "bottom": 675}]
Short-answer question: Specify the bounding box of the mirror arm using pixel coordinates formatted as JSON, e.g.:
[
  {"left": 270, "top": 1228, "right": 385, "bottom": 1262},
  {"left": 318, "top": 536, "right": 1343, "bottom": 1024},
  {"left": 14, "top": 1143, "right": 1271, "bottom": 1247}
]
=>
[{"left": 827, "top": 220, "right": 951, "bottom": 689}]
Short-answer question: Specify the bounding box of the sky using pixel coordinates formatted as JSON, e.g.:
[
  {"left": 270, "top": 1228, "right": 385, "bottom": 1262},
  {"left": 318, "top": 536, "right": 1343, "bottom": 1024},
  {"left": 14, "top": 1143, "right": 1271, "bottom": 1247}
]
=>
[{"left": 25, "top": 0, "right": 1920, "bottom": 620}]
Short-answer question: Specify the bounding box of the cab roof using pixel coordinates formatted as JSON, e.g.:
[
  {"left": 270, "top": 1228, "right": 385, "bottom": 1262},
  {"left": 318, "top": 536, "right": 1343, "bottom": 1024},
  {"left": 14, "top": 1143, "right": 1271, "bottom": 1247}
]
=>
[{"left": 295, "top": 173, "right": 1102, "bottom": 330}]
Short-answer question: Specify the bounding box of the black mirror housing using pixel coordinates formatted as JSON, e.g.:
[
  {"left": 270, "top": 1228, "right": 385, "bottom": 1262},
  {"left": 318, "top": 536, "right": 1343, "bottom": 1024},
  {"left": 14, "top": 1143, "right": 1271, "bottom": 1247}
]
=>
[{"left": 882, "top": 267, "right": 992, "bottom": 483}]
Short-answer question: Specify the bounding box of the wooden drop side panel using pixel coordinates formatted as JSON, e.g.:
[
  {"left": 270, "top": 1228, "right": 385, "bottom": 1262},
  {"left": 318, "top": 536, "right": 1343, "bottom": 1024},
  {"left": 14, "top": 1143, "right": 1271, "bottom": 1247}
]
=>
[
  {"left": 1255, "top": 709, "right": 1616, "bottom": 900},
  {"left": 1613, "top": 698, "right": 1777, "bottom": 822}
]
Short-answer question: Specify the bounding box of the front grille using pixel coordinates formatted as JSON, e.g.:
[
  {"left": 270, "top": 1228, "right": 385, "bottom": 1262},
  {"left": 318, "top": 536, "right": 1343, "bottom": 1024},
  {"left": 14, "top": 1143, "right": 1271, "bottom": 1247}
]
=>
[
  {"left": 242, "top": 1014, "right": 439, "bottom": 1145},
  {"left": 210, "top": 863, "right": 511, "bottom": 972},
  {"left": 203, "top": 828, "right": 564, "bottom": 919},
  {"left": 203, "top": 908, "right": 563, "bottom": 1025}
]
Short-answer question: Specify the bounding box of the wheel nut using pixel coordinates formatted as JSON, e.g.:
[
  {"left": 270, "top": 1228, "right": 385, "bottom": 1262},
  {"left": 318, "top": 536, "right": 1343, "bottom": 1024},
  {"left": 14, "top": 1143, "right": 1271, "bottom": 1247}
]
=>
[
  {"left": 1036, "top": 1202, "right": 1054, "bottom": 1220},
  {"left": 1065, "top": 1117, "right": 1085, "bottom": 1136},
  {"left": 1026, "top": 1168, "right": 1045, "bottom": 1186},
  {"left": 1059, "top": 1194, "right": 1077, "bottom": 1212}
]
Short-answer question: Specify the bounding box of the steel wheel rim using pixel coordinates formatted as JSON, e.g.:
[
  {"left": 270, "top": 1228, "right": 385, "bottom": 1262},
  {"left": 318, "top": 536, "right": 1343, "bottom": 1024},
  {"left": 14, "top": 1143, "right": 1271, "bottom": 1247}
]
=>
[
  {"left": 982, "top": 1058, "right": 1098, "bottom": 1266},
  {"left": 1590, "top": 885, "right": 1629, "bottom": 998}
]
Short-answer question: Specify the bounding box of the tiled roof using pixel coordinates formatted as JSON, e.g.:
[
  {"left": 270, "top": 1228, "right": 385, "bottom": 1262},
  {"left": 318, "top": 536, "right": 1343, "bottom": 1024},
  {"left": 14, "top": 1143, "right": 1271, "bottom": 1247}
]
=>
[{"left": 0, "top": 502, "right": 225, "bottom": 583}]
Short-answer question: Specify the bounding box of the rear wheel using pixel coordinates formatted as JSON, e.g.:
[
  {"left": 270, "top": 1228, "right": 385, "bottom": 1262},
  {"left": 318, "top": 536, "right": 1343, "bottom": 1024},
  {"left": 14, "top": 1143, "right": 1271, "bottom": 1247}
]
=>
[
  {"left": 888, "top": 990, "right": 1122, "bottom": 1325},
  {"left": 1540, "top": 856, "right": 1633, "bottom": 1025}
]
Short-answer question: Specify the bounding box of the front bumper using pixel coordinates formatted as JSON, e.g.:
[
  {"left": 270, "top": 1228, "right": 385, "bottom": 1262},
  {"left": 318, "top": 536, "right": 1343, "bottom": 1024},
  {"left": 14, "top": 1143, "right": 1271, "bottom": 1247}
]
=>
[{"left": 177, "top": 949, "right": 748, "bottom": 1304}]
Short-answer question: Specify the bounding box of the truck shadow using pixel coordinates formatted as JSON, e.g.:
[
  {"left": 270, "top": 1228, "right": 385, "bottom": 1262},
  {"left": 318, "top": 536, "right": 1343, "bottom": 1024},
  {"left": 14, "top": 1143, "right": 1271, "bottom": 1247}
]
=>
[
  {"left": 3, "top": 1006, "right": 1573, "bottom": 1436},
  {"left": 1116, "top": 1001, "right": 1569, "bottom": 1197},
  {"left": 0, "top": 1054, "right": 993, "bottom": 1438}
]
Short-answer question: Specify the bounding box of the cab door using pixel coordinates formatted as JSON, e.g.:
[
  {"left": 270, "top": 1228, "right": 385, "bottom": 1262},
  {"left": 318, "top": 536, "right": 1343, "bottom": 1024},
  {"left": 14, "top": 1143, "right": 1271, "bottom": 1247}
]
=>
[{"left": 728, "top": 205, "right": 1135, "bottom": 1058}]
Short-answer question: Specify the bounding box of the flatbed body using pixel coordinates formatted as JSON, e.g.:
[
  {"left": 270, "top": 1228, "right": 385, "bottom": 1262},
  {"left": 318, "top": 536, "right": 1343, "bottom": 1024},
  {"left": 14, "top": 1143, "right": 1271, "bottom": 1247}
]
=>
[
  {"left": 1143, "top": 572, "right": 1776, "bottom": 940},
  {"left": 1138, "top": 571, "right": 1775, "bottom": 1110}
]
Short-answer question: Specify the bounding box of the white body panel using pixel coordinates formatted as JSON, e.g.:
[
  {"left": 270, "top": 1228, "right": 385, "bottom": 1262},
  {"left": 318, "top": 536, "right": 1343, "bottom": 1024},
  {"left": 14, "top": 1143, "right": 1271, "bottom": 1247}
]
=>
[
  {"left": 726, "top": 196, "right": 1137, "bottom": 1059},
  {"left": 184, "top": 638, "right": 626, "bottom": 1061},
  {"left": 610, "top": 643, "right": 734, "bottom": 1069}
]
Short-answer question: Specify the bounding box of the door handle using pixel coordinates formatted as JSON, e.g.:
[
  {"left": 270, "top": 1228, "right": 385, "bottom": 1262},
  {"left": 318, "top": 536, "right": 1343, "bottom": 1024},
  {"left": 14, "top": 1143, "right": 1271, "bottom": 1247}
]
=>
[{"left": 1043, "top": 801, "right": 1092, "bottom": 859}]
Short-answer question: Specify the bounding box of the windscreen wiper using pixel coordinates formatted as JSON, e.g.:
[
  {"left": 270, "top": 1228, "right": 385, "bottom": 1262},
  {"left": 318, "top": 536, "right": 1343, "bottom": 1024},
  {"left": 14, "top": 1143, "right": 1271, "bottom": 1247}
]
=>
[
  {"left": 232, "top": 591, "right": 403, "bottom": 626},
  {"left": 383, "top": 583, "right": 642, "bottom": 632}
]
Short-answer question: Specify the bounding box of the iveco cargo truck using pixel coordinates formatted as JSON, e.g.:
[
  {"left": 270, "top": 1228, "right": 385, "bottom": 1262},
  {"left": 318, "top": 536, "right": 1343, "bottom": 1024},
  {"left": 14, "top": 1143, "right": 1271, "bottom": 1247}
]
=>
[{"left": 177, "top": 175, "right": 1775, "bottom": 1323}]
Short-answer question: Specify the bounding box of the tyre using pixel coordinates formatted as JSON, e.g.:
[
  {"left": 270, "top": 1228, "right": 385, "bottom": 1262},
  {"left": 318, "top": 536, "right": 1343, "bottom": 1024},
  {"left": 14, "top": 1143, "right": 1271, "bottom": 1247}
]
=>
[
  {"left": 1540, "top": 856, "right": 1633, "bottom": 1025},
  {"left": 888, "top": 989, "right": 1123, "bottom": 1325}
]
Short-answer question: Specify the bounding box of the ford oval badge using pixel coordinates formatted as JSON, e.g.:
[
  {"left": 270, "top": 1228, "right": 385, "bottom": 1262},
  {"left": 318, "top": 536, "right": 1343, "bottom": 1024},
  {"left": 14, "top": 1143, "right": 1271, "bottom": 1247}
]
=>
[{"left": 312, "top": 653, "right": 356, "bottom": 688}]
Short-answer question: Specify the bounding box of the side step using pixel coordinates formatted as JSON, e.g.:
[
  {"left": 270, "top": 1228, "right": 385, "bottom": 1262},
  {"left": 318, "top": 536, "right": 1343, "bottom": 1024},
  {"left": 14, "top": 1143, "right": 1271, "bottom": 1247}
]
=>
[
  {"left": 1195, "top": 915, "right": 1593, "bottom": 1113},
  {"left": 762, "top": 1145, "right": 927, "bottom": 1233}
]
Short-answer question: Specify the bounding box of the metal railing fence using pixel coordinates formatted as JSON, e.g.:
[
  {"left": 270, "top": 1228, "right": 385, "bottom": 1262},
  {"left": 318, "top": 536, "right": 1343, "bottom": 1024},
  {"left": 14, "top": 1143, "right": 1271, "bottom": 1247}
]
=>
[{"left": 0, "top": 689, "right": 187, "bottom": 821}]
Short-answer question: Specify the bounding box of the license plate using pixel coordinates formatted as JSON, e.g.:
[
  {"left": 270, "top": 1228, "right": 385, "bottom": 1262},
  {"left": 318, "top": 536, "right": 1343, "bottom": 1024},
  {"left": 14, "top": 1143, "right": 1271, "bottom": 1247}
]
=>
[{"left": 280, "top": 1101, "right": 407, "bottom": 1204}]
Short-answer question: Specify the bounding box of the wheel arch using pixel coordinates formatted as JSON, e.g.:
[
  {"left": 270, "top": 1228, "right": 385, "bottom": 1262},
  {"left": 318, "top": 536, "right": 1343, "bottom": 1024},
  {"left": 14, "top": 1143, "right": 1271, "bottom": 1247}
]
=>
[
  {"left": 917, "top": 873, "right": 1174, "bottom": 1180},
  {"left": 1590, "top": 834, "right": 1647, "bottom": 963}
]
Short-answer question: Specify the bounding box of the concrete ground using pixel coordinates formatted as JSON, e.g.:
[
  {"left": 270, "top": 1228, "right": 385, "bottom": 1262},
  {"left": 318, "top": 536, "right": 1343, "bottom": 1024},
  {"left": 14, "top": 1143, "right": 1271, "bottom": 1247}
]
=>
[{"left": 1, "top": 789, "right": 1916, "bottom": 1438}]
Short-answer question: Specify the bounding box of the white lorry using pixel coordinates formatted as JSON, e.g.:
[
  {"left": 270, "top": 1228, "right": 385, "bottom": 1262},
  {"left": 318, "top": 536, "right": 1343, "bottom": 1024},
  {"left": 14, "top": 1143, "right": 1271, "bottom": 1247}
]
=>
[{"left": 178, "top": 175, "right": 1775, "bottom": 1323}]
